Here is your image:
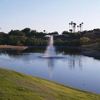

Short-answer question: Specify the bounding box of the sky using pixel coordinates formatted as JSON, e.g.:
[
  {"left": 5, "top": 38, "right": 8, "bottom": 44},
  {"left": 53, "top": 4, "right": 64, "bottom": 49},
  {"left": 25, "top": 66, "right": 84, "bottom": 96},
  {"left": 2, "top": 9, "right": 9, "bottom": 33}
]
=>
[{"left": 0, "top": 0, "right": 100, "bottom": 34}]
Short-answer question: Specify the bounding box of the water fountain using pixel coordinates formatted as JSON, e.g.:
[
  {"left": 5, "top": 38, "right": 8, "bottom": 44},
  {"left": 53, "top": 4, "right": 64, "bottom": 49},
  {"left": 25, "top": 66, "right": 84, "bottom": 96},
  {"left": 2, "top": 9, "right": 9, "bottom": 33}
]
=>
[
  {"left": 44, "top": 35, "right": 56, "bottom": 58},
  {"left": 43, "top": 35, "right": 66, "bottom": 58}
]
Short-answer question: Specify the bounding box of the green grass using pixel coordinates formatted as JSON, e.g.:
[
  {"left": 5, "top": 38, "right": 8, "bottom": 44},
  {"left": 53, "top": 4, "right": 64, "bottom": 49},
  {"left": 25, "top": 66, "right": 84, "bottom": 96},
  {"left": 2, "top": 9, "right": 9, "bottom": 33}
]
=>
[{"left": 0, "top": 68, "right": 100, "bottom": 100}]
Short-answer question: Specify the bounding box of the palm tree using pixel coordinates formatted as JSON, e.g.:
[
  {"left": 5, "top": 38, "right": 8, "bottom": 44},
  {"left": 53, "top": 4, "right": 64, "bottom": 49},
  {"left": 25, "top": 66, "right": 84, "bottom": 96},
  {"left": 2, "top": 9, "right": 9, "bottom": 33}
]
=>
[
  {"left": 69, "top": 21, "right": 73, "bottom": 32},
  {"left": 77, "top": 25, "right": 80, "bottom": 32},
  {"left": 77, "top": 22, "right": 84, "bottom": 32},
  {"left": 69, "top": 23, "right": 71, "bottom": 30},
  {"left": 69, "top": 29, "right": 73, "bottom": 33},
  {"left": 73, "top": 23, "right": 76, "bottom": 33},
  {"left": 79, "top": 22, "right": 83, "bottom": 32},
  {"left": 43, "top": 30, "right": 46, "bottom": 33}
]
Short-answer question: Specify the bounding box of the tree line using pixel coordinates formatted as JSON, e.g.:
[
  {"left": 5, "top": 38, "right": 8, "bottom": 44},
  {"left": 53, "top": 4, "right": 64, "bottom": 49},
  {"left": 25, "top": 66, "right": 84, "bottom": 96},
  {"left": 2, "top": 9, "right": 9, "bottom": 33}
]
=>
[
  {"left": 0, "top": 28, "right": 58, "bottom": 46},
  {"left": 0, "top": 28, "right": 100, "bottom": 47}
]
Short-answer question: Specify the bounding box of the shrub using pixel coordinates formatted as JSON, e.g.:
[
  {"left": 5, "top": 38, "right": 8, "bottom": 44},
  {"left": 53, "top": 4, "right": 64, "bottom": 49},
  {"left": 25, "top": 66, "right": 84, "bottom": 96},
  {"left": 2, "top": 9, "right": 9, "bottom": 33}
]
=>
[{"left": 80, "top": 37, "right": 90, "bottom": 44}]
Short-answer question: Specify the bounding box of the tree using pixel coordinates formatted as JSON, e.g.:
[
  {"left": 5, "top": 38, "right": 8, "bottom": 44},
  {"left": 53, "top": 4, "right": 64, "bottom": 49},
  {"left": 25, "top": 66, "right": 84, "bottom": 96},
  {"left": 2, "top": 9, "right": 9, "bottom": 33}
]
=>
[
  {"left": 30, "top": 30, "right": 37, "bottom": 37},
  {"left": 79, "top": 22, "right": 84, "bottom": 32},
  {"left": 43, "top": 30, "right": 46, "bottom": 33},
  {"left": 77, "top": 25, "right": 80, "bottom": 32},
  {"left": 69, "top": 21, "right": 76, "bottom": 33},
  {"left": 62, "top": 31, "right": 69, "bottom": 35},
  {"left": 22, "top": 28, "right": 31, "bottom": 36},
  {"left": 48, "top": 32, "right": 59, "bottom": 36},
  {"left": 9, "top": 30, "right": 25, "bottom": 36},
  {"left": 69, "top": 21, "right": 73, "bottom": 32},
  {"left": 73, "top": 23, "right": 76, "bottom": 33}
]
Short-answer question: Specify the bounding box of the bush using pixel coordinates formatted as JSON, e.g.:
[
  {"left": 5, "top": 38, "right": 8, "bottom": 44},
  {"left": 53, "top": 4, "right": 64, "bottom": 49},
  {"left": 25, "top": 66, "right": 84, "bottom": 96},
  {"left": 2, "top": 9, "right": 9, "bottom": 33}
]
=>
[{"left": 80, "top": 37, "right": 90, "bottom": 44}]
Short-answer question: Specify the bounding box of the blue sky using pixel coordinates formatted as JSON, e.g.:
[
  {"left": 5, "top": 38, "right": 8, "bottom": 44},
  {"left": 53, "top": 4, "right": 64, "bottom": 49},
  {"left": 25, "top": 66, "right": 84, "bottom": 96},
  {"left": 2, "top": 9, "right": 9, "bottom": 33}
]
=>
[{"left": 0, "top": 0, "right": 100, "bottom": 33}]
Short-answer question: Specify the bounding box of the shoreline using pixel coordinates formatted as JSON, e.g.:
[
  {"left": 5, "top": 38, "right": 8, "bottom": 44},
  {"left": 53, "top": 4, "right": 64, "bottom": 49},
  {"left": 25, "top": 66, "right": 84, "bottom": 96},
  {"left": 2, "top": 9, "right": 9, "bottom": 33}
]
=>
[
  {"left": 0, "top": 45, "right": 100, "bottom": 59},
  {"left": 0, "top": 45, "right": 28, "bottom": 50},
  {"left": 0, "top": 68, "right": 100, "bottom": 100}
]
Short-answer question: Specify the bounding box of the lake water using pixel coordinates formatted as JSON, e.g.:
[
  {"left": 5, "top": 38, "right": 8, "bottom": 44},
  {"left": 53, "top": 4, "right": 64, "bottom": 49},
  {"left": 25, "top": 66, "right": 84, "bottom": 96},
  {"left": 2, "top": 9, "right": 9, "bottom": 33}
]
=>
[{"left": 0, "top": 51, "right": 100, "bottom": 93}]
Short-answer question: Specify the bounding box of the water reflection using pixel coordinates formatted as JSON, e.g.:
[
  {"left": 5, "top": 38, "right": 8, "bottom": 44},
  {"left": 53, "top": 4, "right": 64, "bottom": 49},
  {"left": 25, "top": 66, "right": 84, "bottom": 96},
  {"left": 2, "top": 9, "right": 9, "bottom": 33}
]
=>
[
  {"left": 45, "top": 54, "right": 83, "bottom": 79},
  {"left": 67, "top": 55, "right": 82, "bottom": 70},
  {"left": 46, "top": 58, "right": 55, "bottom": 79}
]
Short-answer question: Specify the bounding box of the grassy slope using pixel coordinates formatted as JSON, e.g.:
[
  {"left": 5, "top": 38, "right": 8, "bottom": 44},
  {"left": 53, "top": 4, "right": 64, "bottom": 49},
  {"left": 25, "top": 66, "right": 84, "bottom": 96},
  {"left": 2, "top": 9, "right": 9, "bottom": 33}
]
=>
[{"left": 0, "top": 68, "right": 100, "bottom": 100}]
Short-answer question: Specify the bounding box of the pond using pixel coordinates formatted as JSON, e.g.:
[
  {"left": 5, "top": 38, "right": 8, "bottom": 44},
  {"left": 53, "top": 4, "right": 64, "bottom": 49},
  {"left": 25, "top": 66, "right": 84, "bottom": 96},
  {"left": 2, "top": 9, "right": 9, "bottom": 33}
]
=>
[{"left": 0, "top": 49, "right": 100, "bottom": 94}]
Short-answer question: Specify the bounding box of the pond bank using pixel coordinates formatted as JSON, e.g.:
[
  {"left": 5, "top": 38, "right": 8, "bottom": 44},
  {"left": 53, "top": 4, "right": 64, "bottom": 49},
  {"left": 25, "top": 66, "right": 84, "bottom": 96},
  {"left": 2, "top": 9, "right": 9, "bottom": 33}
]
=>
[
  {"left": 0, "top": 68, "right": 100, "bottom": 100},
  {"left": 0, "top": 45, "right": 28, "bottom": 50}
]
